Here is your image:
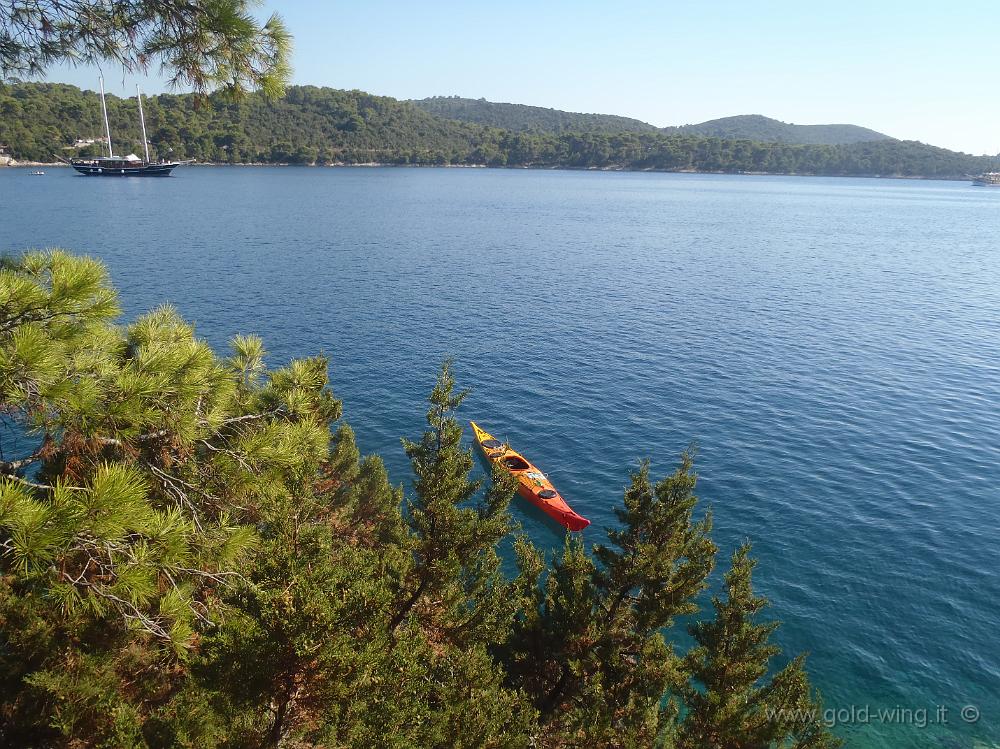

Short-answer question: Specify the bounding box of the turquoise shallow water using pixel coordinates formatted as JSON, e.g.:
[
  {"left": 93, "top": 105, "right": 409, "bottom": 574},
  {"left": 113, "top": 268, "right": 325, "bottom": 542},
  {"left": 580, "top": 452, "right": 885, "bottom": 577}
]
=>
[{"left": 2, "top": 166, "right": 999, "bottom": 747}]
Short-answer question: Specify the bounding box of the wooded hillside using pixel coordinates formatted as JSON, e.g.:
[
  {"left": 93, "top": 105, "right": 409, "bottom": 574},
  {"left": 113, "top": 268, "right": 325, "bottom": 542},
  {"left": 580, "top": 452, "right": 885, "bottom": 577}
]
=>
[{"left": 0, "top": 82, "right": 990, "bottom": 177}]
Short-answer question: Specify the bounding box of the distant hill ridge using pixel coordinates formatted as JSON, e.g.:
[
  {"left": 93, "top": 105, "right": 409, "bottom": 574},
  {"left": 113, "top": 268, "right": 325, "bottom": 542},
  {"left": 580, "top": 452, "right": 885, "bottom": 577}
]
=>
[
  {"left": 410, "top": 96, "right": 657, "bottom": 134},
  {"left": 412, "top": 98, "right": 893, "bottom": 146},
  {"left": 668, "top": 114, "right": 892, "bottom": 145}
]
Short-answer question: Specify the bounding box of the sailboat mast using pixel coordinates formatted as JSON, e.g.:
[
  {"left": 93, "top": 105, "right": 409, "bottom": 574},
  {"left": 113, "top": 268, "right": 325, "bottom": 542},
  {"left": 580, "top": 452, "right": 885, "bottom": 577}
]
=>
[
  {"left": 136, "top": 85, "right": 150, "bottom": 163},
  {"left": 99, "top": 76, "right": 113, "bottom": 157}
]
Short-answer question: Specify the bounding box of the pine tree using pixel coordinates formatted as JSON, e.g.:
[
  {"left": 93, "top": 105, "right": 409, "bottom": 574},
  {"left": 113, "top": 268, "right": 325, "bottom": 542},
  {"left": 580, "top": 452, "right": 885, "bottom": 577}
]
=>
[
  {"left": 0, "top": 251, "right": 340, "bottom": 745},
  {"left": 382, "top": 361, "right": 535, "bottom": 746},
  {"left": 678, "top": 543, "right": 841, "bottom": 749},
  {"left": 185, "top": 423, "right": 414, "bottom": 748},
  {"left": 391, "top": 360, "right": 516, "bottom": 644},
  {"left": 505, "top": 453, "right": 716, "bottom": 747},
  {"left": 1, "top": 0, "right": 291, "bottom": 98}
]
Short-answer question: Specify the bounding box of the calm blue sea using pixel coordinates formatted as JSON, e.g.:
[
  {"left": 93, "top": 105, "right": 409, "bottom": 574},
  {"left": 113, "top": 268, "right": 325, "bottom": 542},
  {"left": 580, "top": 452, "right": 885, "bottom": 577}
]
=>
[{"left": 2, "top": 166, "right": 998, "bottom": 748}]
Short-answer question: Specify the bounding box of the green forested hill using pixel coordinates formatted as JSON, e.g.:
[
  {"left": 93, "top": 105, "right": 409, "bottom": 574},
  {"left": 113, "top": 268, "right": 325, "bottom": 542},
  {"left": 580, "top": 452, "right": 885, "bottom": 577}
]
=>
[
  {"left": 410, "top": 95, "right": 658, "bottom": 133},
  {"left": 668, "top": 114, "right": 893, "bottom": 145},
  {"left": 411, "top": 100, "right": 892, "bottom": 146},
  {"left": 0, "top": 82, "right": 494, "bottom": 165},
  {"left": 0, "top": 82, "right": 991, "bottom": 177}
]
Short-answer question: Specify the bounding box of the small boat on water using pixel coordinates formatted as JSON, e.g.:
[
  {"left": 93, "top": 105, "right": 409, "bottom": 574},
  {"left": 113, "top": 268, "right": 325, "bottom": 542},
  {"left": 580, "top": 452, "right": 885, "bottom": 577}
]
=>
[
  {"left": 70, "top": 78, "right": 183, "bottom": 177},
  {"left": 471, "top": 421, "right": 590, "bottom": 531},
  {"left": 971, "top": 172, "right": 1000, "bottom": 186},
  {"left": 29, "top": 170, "right": 44, "bottom": 175}
]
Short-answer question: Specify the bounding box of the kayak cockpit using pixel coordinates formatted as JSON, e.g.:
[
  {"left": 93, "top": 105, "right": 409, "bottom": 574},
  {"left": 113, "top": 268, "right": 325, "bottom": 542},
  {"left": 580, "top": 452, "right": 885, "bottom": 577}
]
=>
[
  {"left": 502, "top": 455, "right": 530, "bottom": 471},
  {"left": 482, "top": 439, "right": 504, "bottom": 449}
]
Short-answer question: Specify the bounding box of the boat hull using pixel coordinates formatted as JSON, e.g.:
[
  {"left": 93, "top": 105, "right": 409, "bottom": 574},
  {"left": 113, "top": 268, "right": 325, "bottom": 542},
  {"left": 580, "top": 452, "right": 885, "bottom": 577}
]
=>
[
  {"left": 71, "top": 162, "right": 179, "bottom": 176},
  {"left": 514, "top": 484, "right": 590, "bottom": 531},
  {"left": 470, "top": 421, "right": 590, "bottom": 532},
  {"left": 971, "top": 172, "right": 1000, "bottom": 186}
]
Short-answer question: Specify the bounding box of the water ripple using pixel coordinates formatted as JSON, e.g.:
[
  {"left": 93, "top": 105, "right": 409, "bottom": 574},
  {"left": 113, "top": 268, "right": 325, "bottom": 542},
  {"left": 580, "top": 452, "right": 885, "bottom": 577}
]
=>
[{"left": 3, "top": 168, "right": 999, "bottom": 748}]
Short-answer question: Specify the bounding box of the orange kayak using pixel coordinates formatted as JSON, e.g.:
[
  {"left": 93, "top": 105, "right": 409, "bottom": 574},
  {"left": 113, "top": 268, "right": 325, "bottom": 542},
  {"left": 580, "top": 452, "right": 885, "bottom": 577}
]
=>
[{"left": 470, "top": 421, "right": 590, "bottom": 532}]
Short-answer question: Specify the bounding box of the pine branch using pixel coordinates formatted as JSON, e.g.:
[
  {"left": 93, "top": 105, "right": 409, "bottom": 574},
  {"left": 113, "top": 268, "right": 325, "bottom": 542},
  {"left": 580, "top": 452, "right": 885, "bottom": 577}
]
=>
[
  {"left": 204, "top": 408, "right": 286, "bottom": 428},
  {"left": 1, "top": 471, "right": 58, "bottom": 490},
  {"left": 166, "top": 564, "right": 244, "bottom": 585},
  {"left": 0, "top": 446, "right": 46, "bottom": 472},
  {"left": 0, "top": 298, "right": 113, "bottom": 334},
  {"left": 98, "top": 429, "right": 171, "bottom": 447},
  {"left": 197, "top": 438, "right": 252, "bottom": 472},
  {"left": 64, "top": 573, "right": 172, "bottom": 640},
  {"left": 143, "top": 462, "right": 212, "bottom": 532}
]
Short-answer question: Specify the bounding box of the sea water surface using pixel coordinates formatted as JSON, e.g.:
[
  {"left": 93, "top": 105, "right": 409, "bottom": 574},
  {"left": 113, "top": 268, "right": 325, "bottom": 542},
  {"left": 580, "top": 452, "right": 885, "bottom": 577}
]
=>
[{"left": 2, "top": 166, "right": 998, "bottom": 748}]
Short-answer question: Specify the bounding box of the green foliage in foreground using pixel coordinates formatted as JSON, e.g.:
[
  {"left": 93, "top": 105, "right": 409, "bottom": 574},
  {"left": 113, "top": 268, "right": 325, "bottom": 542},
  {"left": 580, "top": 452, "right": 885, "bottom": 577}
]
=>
[
  {"left": 0, "top": 251, "right": 840, "bottom": 748},
  {"left": 0, "top": 81, "right": 993, "bottom": 178},
  {"left": 0, "top": 0, "right": 290, "bottom": 98}
]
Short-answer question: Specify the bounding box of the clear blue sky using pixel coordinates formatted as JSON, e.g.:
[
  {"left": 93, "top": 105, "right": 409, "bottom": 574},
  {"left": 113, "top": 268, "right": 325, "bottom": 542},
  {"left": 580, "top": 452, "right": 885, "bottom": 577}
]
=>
[{"left": 47, "top": 0, "right": 999, "bottom": 155}]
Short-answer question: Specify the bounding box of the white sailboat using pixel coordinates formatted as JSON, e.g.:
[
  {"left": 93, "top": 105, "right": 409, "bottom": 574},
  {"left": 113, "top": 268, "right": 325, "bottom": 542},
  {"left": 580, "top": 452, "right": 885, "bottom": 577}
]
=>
[{"left": 70, "top": 79, "right": 184, "bottom": 176}]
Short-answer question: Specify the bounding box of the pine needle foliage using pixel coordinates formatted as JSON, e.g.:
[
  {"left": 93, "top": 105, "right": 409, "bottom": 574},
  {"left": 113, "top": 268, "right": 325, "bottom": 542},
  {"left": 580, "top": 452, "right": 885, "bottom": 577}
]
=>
[
  {"left": 0, "top": 250, "right": 335, "bottom": 745},
  {"left": 0, "top": 252, "right": 839, "bottom": 749},
  {"left": 0, "top": 1, "right": 291, "bottom": 98},
  {"left": 504, "top": 455, "right": 718, "bottom": 748},
  {"left": 678, "top": 544, "right": 842, "bottom": 749}
]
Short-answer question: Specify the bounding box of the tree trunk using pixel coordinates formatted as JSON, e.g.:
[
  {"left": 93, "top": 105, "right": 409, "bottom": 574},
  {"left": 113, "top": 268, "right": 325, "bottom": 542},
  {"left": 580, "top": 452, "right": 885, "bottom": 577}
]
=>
[
  {"left": 388, "top": 577, "right": 427, "bottom": 633},
  {"left": 264, "top": 697, "right": 288, "bottom": 748},
  {"left": 539, "top": 663, "right": 571, "bottom": 720}
]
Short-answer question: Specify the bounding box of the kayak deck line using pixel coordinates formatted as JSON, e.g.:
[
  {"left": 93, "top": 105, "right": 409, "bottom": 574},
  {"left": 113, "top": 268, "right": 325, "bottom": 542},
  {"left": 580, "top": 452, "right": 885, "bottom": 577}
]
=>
[{"left": 470, "top": 421, "right": 590, "bottom": 532}]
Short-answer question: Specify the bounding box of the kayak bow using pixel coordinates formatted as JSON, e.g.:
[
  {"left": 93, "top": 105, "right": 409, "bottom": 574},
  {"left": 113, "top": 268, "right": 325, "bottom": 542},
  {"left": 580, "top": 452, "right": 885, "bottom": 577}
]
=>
[{"left": 470, "top": 421, "right": 590, "bottom": 532}]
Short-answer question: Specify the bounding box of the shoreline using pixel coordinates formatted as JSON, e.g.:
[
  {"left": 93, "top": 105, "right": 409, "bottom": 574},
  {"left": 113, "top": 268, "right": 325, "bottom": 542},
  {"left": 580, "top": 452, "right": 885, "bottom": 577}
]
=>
[{"left": 0, "top": 160, "right": 970, "bottom": 182}]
